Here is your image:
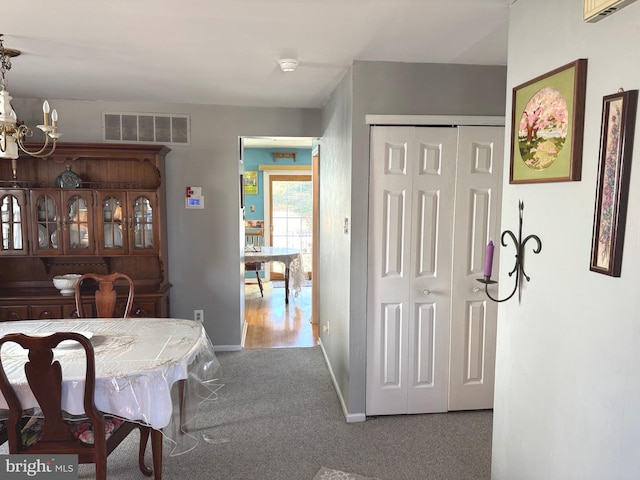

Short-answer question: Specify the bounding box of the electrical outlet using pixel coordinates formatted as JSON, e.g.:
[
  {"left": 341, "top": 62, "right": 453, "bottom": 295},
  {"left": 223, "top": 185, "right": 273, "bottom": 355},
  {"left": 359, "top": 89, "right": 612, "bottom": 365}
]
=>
[{"left": 194, "top": 309, "right": 204, "bottom": 322}]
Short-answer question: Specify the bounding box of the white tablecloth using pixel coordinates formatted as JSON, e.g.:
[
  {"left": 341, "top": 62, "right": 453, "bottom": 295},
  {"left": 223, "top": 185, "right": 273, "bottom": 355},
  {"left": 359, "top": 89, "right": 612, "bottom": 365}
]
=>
[
  {"left": 0, "top": 318, "right": 222, "bottom": 455},
  {"left": 243, "top": 246, "right": 306, "bottom": 296}
]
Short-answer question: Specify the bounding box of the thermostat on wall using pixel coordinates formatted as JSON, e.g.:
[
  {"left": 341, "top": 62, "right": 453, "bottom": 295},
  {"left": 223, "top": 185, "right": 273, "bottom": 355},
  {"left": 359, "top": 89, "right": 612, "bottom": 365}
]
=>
[{"left": 185, "top": 186, "right": 204, "bottom": 209}]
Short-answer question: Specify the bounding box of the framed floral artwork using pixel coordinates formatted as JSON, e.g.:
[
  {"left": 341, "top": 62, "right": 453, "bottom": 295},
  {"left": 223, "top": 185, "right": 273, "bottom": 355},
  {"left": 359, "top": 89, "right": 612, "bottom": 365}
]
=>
[
  {"left": 590, "top": 89, "right": 638, "bottom": 277},
  {"left": 510, "top": 59, "right": 588, "bottom": 183}
]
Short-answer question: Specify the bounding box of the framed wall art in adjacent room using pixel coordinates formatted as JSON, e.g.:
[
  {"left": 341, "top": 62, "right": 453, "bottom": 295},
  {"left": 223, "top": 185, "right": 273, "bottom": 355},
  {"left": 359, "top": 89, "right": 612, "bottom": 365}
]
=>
[
  {"left": 244, "top": 171, "right": 258, "bottom": 195},
  {"left": 590, "top": 88, "right": 638, "bottom": 277},
  {"left": 510, "top": 59, "right": 588, "bottom": 184}
]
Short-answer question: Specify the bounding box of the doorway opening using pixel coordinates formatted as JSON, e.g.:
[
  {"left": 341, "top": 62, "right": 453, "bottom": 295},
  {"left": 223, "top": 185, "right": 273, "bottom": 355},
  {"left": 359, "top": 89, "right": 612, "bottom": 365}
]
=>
[{"left": 240, "top": 136, "right": 319, "bottom": 349}]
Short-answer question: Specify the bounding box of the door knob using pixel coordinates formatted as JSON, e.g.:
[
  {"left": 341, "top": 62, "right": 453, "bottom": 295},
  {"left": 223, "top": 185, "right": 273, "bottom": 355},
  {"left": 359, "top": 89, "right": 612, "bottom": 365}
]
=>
[{"left": 422, "top": 289, "right": 431, "bottom": 296}]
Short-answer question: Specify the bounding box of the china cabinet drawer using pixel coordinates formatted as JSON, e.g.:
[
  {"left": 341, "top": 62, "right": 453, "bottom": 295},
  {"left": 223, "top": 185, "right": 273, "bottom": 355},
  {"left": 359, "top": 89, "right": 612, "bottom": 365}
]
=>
[{"left": 0, "top": 306, "right": 29, "bottom": 322}]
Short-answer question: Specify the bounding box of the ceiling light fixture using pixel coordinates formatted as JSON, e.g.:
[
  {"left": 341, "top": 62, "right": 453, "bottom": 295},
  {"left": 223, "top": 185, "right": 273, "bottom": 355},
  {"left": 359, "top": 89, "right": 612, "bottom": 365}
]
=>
[
  {"left": 277, "top": 58, "right": 299, "bottom": 72},
  {"left": 0, "top": 34, "right": 62, "bottom": 180}
]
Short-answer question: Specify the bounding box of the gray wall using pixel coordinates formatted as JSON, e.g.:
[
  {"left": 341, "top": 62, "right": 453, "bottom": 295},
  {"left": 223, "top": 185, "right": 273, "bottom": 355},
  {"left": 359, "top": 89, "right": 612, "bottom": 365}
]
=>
[
  {"left": 11, "top": 98, "right": 321, "bottom": 348},
  {"left": 318, "top": 69, "right": 354, "bottom": 416},
  {"left": 320, "top": 60, "right": 507, "bottom": 418},
  {"left": 493, "top": 0, "right": 640, "bottom": 478}
]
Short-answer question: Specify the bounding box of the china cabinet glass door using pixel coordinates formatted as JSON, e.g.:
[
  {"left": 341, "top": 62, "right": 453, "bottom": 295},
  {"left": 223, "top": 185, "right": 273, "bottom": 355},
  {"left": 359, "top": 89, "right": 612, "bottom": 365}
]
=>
[
  {"left": 63, "top": 191, "right": 94, "bottom": 255},
  {"left": 96, "top": 192, "right": 127, "bottom": 255},
  {"left": 0, "top": 190, "right": 27, "bottom": 256},
  {"left": 130, "top": 193, "right": 158, "bottom": 254},
  {"left": 33, "top": 191, "right": 61, "bottom": 254}
]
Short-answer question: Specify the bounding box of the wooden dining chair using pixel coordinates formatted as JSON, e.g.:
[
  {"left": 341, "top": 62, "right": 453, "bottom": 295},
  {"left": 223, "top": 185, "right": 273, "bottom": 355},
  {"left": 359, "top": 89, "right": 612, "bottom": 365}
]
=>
[
  {"left": 74, "top": 272, "right": 135, "bottom": 318},
  {"left": 0, "top": 417, "right": 6, "bottom": 445},
  {"left": 245, "top": 229, "right": 265, "bottom": 297},
  {"left": 0, "top": 332, "right": 152, "bottom": 480}
]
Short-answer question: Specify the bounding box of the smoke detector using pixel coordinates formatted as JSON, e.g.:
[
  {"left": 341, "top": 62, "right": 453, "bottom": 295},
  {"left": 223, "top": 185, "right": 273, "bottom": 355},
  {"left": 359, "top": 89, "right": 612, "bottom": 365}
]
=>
[{"left": 277, "top": 58, "right": 299, "bottom": 72}]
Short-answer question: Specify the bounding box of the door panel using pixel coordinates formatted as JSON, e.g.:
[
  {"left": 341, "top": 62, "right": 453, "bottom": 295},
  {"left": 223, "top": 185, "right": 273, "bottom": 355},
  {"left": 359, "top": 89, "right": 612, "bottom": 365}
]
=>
[
  {"left": 448, "top": 126, "right": 504, "bottom": 411},
  {"left": 367, "top": 126, "right": 458, "bottom": 415}
]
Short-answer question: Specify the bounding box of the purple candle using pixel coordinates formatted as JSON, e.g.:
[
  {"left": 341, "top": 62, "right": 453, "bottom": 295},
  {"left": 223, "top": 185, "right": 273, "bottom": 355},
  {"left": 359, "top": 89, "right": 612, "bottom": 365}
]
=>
[{"left": 484, "top": 240, "right": 494, "bottom": 277}]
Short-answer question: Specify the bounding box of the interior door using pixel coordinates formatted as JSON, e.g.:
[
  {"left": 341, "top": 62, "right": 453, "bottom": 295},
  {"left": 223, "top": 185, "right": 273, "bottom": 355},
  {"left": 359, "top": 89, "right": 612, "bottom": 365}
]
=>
[
  {"left": 366, "top": 126, "right": 458, "bottom": 415},
  {"left": 366, "top": 124, "right": 504, "bottom": 416},
  {"left": 448, "top": 126, "right": 504, "bottom": 411}
]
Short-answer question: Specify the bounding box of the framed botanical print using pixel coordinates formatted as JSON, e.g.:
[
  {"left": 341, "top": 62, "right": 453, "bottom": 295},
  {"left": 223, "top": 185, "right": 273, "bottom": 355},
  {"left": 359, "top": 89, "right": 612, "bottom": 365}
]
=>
[{"left": 590, "top": 89, "right": 638, "bottom": 277}]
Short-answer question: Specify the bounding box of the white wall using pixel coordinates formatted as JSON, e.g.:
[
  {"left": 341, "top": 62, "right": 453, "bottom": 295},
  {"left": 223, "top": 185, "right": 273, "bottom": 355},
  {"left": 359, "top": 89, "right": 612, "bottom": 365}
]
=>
[
  {"left": 10, "top": 98, "right": 321, "bottom": 349},
  {"left": 493, "top": 1, "right": 640, "bottom": 478}
]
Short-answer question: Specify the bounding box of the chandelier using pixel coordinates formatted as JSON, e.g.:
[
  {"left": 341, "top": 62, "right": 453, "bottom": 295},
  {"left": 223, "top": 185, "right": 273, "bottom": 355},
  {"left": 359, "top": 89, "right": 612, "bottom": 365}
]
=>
[{"left": 0, "top": 34, "right": 61, "bottom": 172}]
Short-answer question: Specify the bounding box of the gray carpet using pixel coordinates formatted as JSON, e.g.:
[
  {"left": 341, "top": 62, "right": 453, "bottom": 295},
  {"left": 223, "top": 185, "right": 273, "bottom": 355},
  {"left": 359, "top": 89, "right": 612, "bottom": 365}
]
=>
[
  {"left": 314, "top": 467, "right": 379, "bottom": 479},
  {"left": 1, "top": 347, "right": 492, "bottom": 479}
]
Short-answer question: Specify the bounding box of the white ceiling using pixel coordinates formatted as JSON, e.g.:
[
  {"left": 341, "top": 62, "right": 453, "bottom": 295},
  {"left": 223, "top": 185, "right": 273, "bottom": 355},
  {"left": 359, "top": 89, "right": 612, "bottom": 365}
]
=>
[{"left": 2, "top": 0, "right": 511, "bottom": 110}]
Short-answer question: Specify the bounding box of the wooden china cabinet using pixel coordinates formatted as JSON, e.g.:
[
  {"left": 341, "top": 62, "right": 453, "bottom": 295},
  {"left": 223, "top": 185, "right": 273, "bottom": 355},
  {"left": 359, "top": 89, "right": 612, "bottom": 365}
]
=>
[{"left": 0, "top": 142, "right": 171, "bottom": 321}]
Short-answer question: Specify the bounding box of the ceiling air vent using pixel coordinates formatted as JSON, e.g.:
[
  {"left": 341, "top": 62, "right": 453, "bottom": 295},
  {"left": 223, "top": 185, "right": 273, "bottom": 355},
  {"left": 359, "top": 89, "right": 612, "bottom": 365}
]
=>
[
  {"left": 103, "top": 112, "right": 190, "bottom": 145},
  {"left": 584, "top": 0, "right": 637, "bottom": 22}
]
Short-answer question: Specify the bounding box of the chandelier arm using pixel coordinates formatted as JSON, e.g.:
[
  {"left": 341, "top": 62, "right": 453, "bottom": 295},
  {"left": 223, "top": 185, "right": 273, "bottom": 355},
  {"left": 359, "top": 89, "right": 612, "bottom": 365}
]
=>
[{"left": 15, "top": 125, "right": 58, "bottom": 158}]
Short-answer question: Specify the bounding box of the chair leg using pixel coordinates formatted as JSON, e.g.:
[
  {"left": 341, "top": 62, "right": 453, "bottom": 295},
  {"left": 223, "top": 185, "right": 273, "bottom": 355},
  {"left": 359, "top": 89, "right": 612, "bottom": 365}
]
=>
[
  {"left": 139, "top": 426, "right": 153, "bottom": 477},
  {"left": 151, "top": 429, "right": 163, "bottom": 480},
  {"left": 256, "top": 272, "right": 263, "bottom": 297},
  {"left": 95, "top": 457, "right": 107, "bottom": 480}
]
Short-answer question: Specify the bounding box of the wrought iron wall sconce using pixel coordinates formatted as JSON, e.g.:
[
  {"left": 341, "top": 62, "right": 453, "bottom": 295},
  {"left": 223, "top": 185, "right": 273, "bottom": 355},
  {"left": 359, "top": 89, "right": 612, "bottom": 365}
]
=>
[{"left": 477, "top": 201, "right": 542, "bottom": 303}]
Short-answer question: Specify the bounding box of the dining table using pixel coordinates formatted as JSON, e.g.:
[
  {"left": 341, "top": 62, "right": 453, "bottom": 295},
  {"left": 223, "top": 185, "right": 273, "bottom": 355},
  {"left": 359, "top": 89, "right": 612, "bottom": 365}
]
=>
[
  {"left": 0, "top": 317, "right": 222, "bottom": 479},
  {"left": 243, "top": 246, "right": 306, "bottom": 303}
]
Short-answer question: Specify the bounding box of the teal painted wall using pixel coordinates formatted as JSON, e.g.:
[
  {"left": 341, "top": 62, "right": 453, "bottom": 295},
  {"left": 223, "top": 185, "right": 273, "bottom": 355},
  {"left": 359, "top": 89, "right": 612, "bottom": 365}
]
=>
[{"left": 243, "top": 147, "right": 312, "bottom": 223}]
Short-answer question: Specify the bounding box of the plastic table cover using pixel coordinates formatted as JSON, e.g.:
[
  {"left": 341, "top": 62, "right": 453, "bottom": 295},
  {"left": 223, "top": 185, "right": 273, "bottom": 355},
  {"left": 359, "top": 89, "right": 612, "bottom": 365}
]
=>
[{"left": 0, "top": 317, "right": 222, "bottom": 455}]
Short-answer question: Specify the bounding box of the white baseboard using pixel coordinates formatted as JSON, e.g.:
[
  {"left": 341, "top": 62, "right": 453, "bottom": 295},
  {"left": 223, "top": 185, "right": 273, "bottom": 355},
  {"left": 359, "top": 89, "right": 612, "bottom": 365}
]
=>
[
  {"left": 213, "top": 344, "right": 243, "bottom": 352},
  {"left": 318, "top": 339, "right": 366, "bottom": 423},
  {"left": 241, "top": 319, "right": 248, "bottom": 347}
]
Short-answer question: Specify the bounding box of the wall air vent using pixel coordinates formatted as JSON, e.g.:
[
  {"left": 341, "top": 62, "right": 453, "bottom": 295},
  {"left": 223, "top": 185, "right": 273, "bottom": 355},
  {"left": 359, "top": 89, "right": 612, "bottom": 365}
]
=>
[
  {"left": 584, "top": 0, "right": 637, "bottom": 22},
  {"left": 103, "top": 112, "right": 190, "bottom": 145}
]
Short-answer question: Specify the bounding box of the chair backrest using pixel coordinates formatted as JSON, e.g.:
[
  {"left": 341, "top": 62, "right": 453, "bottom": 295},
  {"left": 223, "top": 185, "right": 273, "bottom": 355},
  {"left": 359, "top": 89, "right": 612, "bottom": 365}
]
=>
[
  {"left": 0, "top": 332, "right": 104, "bottom": 454},
  {"left": 245, "top": 229, "right": 264, "bottom": 247},
  {"left": 75, "top": 272, "right": 135, "bottom": 318},
  {"left": 0, "top": 414, "right": 7, "bottom": 445}
]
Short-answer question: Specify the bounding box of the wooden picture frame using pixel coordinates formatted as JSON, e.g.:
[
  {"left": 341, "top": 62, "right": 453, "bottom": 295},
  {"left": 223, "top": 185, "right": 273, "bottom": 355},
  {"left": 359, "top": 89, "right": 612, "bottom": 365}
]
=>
[
  {"left": 510, "top": 59, "right": 588, "bottom": 184},
  {"left": 590, "top": 89, "right": 638, "bottom": 277}
]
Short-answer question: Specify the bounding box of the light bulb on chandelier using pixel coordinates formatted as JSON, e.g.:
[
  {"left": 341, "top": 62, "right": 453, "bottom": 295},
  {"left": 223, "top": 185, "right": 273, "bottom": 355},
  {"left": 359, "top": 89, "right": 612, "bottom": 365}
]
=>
[{"left": 0, "top": 33, "right": 62, "bottom": 184}]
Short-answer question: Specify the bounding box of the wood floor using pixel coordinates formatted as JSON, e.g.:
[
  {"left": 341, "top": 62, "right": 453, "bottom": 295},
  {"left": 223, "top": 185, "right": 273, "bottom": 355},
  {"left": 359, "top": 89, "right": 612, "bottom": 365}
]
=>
[{"left": 243, "top": 281, "right": 318, "bottom": 349}]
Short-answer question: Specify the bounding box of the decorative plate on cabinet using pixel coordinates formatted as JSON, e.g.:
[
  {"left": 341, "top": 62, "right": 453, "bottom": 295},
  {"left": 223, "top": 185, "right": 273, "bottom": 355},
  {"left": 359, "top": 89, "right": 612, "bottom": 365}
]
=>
[{"left": 38, "top": 225, "right": 47, "bottom": 247}]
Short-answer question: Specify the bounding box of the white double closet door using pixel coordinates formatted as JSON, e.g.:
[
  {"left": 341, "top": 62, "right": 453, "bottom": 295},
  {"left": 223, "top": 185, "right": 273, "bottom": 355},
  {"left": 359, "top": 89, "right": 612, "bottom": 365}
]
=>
[{"left": 366, "top": 125, "right": 504, "bottom": 415}]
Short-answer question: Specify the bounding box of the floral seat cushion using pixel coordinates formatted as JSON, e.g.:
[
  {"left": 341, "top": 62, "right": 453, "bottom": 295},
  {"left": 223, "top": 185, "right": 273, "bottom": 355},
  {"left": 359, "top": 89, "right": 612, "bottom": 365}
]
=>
[{"left": 20, "top": 416, "right": 126, "bottom": 447}]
